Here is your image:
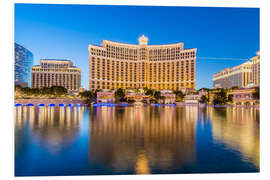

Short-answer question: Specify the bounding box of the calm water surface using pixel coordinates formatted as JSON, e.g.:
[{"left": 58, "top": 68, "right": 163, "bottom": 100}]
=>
[{"left": 15, "top": 105, "right": 259, "bottom": 176}]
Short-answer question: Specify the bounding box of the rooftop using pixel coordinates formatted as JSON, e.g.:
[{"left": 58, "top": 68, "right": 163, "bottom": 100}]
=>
[
  {"left": 15, "top": 42, "right": 33, "bottom": 55},
  {"left": 40, "top": 59, "right": 72, "bottom": 62},
  {"left": 213, "top": 60, "right": 252, "bottom": 77},
  {"left": 89, "top": 36, "right": 188, "bottom": 49}
]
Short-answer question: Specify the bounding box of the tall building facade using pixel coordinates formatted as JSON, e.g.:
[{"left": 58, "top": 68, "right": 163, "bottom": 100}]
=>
[
  {"left": 213, "top": 61, "right": 252, "bottom": 89},
  {"left": 15, "top": 43, "right": 33, "bottom": 86},
  {"left": 251, "top": 51, "right": 260, "bottom": 86},
  {"left": 31, "top": 59, "right": 81, "bottom": 92},
  {"left": 89, "top": 35, "right": 197, "bottom": 91}
]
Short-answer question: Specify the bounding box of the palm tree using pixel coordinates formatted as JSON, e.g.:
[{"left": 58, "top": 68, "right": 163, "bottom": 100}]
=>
[
  {"left": 173, "top": 90, "right": 185, "bottom": 102},
  {"left": 252, "top": 87, "right": 260, "bottom": 99},
  {"left": 143, "top": 87, "right": 149, "bottom": 93},
  {"left": 212, "top": 88, "right": 228, "bottom": 105},
  {"left": 115, "top": 88, "right": 126, "bottom": 102},
  {"left": 153, "top": 91, "right": 162, "bottom": 103},
  {"left": 50, "top": 86, "right": 67, "bottom": 95},
  {"left": 199, "top": 95, "right": 208, "bottom": 104},
  {"left": 145, "top": 89, "right": 155, "bottom": 96},
  {"left": 79, "top": 90, "right": 94, "bottom": 104}
]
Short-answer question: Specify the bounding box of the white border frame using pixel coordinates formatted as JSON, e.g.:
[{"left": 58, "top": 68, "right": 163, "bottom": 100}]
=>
[{"left": 1, "top": 0, "right": 269, "bottom": 180}]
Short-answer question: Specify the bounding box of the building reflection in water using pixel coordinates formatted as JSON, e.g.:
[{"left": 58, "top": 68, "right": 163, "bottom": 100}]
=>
[
  {"left": 15, "top": 106, "right": 84, "bottom": 154},
  {"left": 15, "top": 106, "right": 28, "bottom": 155},
  {"left": 88, "top": 106, "right": 198, "bottom": 174},
  {"left": 15, "top": 105, "right": 259, "bottom": 175},
  {"left": 209, "top": 107, "right": 259, "bottom": 168}
]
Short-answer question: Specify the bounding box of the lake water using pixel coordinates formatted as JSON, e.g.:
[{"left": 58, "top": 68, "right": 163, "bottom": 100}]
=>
[{"left": 15, "top": 105, "right": 259, "bottom": 176}]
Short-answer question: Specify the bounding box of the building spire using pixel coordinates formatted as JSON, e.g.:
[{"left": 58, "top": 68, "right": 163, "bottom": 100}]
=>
[{"left": 138, "top": 35, "right": 148, "bottom": 45}]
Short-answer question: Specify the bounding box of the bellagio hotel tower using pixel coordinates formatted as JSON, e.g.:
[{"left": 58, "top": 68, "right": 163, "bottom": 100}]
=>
[{"left": 89, "top": 35, "right": 197, "bottom": 91}]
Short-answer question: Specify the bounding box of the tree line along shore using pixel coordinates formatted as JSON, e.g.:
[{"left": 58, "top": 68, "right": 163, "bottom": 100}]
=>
[{"left": 15, "top": 85, "right": 259, "bottom": 106}]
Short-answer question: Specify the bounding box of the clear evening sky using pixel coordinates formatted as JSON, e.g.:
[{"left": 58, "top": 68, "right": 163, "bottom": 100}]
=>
[{"left": 14, "top": 4, "right": 259, "bottom": 90}]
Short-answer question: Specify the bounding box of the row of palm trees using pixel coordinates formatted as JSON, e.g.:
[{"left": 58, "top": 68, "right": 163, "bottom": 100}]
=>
[
  {"left": 78, "top": 87, "right": 186, "bottom": 104},
  {"left": 15, "top": 84, "right": 260, "bottom": 105},
  {"left": 15, "top": 85, "right": 69, "bottom": 98},
  {"left": 197, "top": 87, "right": 259, "bottom": 105}
]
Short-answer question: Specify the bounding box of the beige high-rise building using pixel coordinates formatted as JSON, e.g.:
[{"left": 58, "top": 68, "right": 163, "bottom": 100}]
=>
[
  {"left": 31, "top": 59, "right": 81, "bottom": 92},
  {"left": 88, "top": 35, "right": 197, "bottom": 91},
  {"left": 251, "top": 51, "right": 260, "bottom": 86},
  {"left": 213, "top": 61, "right": 252, "bottom": 89}
]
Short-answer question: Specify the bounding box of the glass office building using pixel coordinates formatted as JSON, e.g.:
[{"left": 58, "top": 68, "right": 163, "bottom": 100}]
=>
[{"left": 15, "top": 43, "right": 33, "bottom": 86}]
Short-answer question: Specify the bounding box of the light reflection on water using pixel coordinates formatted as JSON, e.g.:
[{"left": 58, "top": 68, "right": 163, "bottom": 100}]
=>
[
  {"left": 208, "top": 107, "right": 259, "bottom": 168},
  {"left": 15, "top": 106, "right": 259, "bottom": 176}
]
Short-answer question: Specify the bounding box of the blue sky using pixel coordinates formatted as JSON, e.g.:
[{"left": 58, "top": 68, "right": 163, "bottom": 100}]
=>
[{"left": 14, "top": 4, "right": 259, "bottom": 90}]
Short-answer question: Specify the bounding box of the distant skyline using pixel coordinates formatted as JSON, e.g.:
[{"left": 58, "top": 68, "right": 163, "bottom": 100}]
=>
[{"left": 14, "top": 4, "right": 259, "bottom": 90}]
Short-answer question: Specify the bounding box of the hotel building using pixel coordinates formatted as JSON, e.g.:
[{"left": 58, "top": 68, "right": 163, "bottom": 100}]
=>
[
  {"left": 213, "top": 61, "right": 252, "bottom": 89},
  {"left": 15, "top": 43, "right": 33, "bottom": 87},
  {"left": 88, "top": 35, "right": 197, "bottom": 91},
  {"left": 251, "top": 51, "right": 260, "bottom": 86},
  {"left": 31, "top": 59, "right": 81, "bottom": 92}
]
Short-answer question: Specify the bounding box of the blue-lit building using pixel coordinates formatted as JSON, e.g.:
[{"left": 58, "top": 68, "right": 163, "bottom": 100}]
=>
[{"left": 15, "top": 43, "right": 33, "bottom": 87}]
